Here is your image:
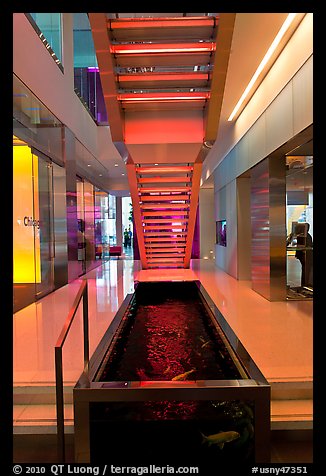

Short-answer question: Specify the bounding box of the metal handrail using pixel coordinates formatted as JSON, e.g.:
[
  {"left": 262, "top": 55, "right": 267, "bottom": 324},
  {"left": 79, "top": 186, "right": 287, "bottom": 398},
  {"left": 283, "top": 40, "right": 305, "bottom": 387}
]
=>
[{"left": 55, "top": 279, "right": 89, "bottom": 462}]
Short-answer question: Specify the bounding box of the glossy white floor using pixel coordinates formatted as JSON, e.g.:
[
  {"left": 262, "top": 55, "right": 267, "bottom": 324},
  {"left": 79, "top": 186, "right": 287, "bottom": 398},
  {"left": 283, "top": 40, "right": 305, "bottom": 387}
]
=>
[{"left": 13, "top": 258, "right": 313, "bottom": 462}]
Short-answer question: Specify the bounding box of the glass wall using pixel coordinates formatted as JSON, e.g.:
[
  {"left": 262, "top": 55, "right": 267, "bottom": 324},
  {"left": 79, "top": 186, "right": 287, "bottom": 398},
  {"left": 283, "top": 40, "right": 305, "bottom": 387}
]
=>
[
  {"left": 122, "top": 196, "right": 133, "bottom": 253},
  {"left": 77, "top": 177, "right": 109, "bottom": 274},
  {"left": 108, "top": 194, "right": 117, "bottom": 245},
  {"left": 286, "top": 144, "right": 313, "bottom": 300},
  {"left": 95, "top": 189, "right": 110, "bottom": 259},
  {"left": 76, "top": 177, "right": 86, "bottom": 276},
  {"left": 28, "top": 13, "right": 63, "bottom": 67},
  {"left": 73, "top": 13, "right": 107, "bottom": 123},
  {"left": 13, "top": 137, "right": 55, "bottom": 312}
]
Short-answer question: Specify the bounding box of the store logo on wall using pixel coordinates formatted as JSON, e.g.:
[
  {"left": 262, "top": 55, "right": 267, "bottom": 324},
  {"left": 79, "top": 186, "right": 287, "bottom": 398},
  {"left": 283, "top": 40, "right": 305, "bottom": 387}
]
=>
[{"left": 24, "top": 216, "right": 40, "bottom": 229}]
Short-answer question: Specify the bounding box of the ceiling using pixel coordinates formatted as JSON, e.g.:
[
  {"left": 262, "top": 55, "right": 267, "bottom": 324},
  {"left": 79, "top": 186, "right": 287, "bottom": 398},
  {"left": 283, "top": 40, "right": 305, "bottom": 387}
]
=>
[{"left": 15, "top": 13, "right": 308, "bottom": 196}]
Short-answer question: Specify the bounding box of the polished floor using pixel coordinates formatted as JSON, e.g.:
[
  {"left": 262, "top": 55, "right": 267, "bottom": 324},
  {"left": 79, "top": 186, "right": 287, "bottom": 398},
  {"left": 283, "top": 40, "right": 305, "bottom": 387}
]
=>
[{"left": 13, "top": 257, "right": 313, "bottom": 463}]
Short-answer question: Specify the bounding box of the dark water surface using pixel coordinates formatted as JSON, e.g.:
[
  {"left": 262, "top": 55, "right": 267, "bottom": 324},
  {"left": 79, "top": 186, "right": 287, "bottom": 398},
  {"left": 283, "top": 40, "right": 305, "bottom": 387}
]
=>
[{"left": 98, "top": 281, "right": 242, "bottom": 382}]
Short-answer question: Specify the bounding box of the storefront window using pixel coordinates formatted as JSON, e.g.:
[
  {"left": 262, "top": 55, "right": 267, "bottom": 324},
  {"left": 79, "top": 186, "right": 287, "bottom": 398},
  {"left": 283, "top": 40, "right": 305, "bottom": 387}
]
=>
[
  {"left": 122, "top": 196, "right": 133, "bottom": 255},
  {"left": 286, "top": 145, "right": 313, "bottom": 300},
  {"left": 95, "top": 189, "right": 110, "bottom": 260},
  {"left": 76, "top": 178, "right": 86, "bottom": 276},
  {"left": 108, "top": 195, "right": 116, "bottom": 245},
  {"left": 13, "top": 136, "right": 55, "bottom": 311}
]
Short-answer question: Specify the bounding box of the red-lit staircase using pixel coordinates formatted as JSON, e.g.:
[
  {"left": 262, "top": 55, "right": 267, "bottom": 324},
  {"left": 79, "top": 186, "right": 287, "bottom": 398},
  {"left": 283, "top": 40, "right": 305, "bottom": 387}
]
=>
[
  {"left": 126, "top": 162, "right": 202, "bottom": 269},
  {"left": 89, "top": 13, "right": 235, "bottom": 269}
]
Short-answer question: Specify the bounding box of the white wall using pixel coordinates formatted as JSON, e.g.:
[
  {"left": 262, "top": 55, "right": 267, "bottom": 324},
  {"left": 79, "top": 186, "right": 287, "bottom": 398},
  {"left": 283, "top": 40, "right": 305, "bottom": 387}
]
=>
[
  {"left": 212, "top": 14, "right": 313, "bottom": 277},
  {"left": 237, "top": 177, "right": 252, "bottom": 280},
  {"left": 202, "top": 13, "right": 313, "bottom": 184},
  {"left": 215, "top": 180, "right": 237, "bottom": 277},
  {"left": 199, "top": 188, "right": 215, "bottom": 260}
]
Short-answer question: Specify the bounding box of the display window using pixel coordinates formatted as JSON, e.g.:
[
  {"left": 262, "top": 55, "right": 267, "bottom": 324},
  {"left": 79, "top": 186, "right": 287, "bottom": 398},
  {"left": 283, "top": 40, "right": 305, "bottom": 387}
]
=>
[
  {"left": 286, "top": 144, "right": 313, "bottom": 300},
  {"left": 13, "top": 136, "right": 55, "bottom": 311}
]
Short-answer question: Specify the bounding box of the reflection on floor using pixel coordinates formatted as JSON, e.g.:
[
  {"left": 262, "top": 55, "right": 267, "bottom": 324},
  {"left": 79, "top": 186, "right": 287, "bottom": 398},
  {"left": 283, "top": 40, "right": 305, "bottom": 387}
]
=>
[{"left": 13, "top": 258, "right": 313, "bottom": 463}]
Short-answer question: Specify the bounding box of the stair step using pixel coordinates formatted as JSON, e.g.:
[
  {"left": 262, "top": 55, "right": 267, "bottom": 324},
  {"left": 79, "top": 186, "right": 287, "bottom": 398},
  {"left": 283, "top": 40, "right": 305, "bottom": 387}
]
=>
[
  {"left": 144, "top": 232, "right": 187, "bottom": 237},
  {"left": 140, "top": 195, "right": 190, "bottom": 201},
  {"left": 145, "top": 237, "right": 186, "bottom": 242},
  {"left": 139, "top": 186, "right": 191, "bottom": 193},
  {"left": 143, "top": 218, "right": 188, "bottom": 224},
  {"left": 270, "top": 379, "right": 313, "bottom": 400},
  {"left": 143, "top": 229, "right": 186, "bottom": 235},
  {"left": 142, "top": 211, "right": 189, "bottom": 216},
  {"left": 141, "top": 203, "right": 190, "bottom": 210},
  {"left": 271, "top": 399, "right": 313, "bottom": 430},
  {"left": 13, "top": 399, "right": 313, "bottom": 435},
  {"left": 145, "top": 243, "right": 186, "bottom": 248},
  {"left": 139, "top": 176, "right": 192, "bottom": 184},
  {"left": 146, "top": 248, "right": 186, "bottom": 253},
  {"left": 148, "top": 264, "right": 184, "bottom": 268},
  {"left": 14, "top": 384, "right": 74, "bottom": 405},
  {"left": 147, "top": 257, "right": 184, "bottom": 263},
  {"left": 147, "top": 251, "right": 185, "bottom": 256},
  {"left": 13, "top": 403, "right": 74, "bottom": 434},
  {"left": 136, "top": 166, "right": 193, "bottom": 174}
]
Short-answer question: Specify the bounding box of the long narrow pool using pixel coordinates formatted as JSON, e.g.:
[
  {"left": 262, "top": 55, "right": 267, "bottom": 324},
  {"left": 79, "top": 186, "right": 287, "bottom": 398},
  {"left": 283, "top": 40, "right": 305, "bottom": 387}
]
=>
[{"left": 74, "top": 280, "right": 270, "bottom": 467}]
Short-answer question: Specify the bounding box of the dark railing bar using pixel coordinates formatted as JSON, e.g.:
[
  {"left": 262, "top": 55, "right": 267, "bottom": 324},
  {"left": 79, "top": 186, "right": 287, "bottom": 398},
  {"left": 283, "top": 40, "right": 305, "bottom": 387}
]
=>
[{"left": 55, "top": 279, "right": 89, "bottom": 462}]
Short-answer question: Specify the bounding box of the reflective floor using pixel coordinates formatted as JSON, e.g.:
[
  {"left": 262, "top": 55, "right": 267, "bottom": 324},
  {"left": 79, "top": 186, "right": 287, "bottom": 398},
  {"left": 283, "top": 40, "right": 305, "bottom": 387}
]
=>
[
  {"left": 13, "top": 258, "right": 313, "bottom": 463},
  {"left": 13, "top": 258, "right": 313, "bottom": 386}
]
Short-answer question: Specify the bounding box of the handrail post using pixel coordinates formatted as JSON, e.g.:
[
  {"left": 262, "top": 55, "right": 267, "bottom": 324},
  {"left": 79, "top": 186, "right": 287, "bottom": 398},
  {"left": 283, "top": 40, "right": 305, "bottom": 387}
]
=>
[{"left": 83, "top": 280, "right": 89, "bottom": 371}]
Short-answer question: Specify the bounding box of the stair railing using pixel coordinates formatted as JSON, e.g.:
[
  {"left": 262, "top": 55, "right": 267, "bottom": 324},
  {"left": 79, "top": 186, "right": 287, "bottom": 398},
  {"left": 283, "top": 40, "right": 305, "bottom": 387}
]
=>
[{"left": 54, "top": 279, "right": 89, "bottom": 462}]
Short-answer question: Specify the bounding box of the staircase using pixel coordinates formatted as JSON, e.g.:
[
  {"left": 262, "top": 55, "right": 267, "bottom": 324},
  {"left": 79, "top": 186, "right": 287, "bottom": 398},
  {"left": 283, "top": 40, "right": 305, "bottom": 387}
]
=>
[{"left": 127, "top": 162, "right": 202, "bottom": 269}]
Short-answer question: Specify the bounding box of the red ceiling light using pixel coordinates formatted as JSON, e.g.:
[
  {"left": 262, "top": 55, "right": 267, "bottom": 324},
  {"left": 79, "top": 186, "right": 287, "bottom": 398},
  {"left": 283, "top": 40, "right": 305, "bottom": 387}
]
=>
[
  {"left": 110, "top": 42, "right": 216, "bottom": 55},
  {"left": 117, "top": 91, "right": 210, "bottom": 102},
  {"left": 117, "top": 72, "right": 209, "bottom": 82}
]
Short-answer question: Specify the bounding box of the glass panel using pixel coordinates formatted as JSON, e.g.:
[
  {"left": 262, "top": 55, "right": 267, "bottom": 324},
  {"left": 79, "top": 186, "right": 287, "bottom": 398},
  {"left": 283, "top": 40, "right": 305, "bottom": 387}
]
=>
[
  {"left": 122, "top": 196, "right": 133, "bottom": 257},
  {"left": 29, "top": 13, "right": 63, "bottom": 64},
  {"left": 95, "top": 189, "right": 110, "bottom": 260},
  {"left": 73, "top": 13, "right": 108, "bottom": 123},
  {"left": 84, "top": 181, "right": 96, "bottom": 271},
  {"left": 286, "top": 148, "right": 313, "bottom": 300},
  {"left": 108, "top": 194, "right": 116, "bottom": 245},
  {"left": 13, "top": 74, "right": 64, "bottom": 165},
  {"left": 34, "top": 154, "right": 55, "bottom": 299},
  {"left": 77, "top": 178, "right": 86, "bottom": 276}
]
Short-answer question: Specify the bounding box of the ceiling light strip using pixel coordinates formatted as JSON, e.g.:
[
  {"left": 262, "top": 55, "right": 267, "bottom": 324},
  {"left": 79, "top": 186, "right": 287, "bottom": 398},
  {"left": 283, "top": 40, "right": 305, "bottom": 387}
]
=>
[
  {"left": 110, "top": 43, "right": 216, "bottom": 55},
  {"left": 117, "top": 73, "right": 209, "bottom": 82},
  {"left": 228, "top": 13, "right": 298, "bottom": 122},
  {"left": 118, "top": 92, "right": 210, "bottom": 102}
]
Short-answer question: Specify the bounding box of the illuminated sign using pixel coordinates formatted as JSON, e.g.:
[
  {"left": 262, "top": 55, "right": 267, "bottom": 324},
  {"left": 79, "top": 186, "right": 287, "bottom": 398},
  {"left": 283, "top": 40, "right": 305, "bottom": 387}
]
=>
[
  {"left": 13, "top": 145, "right": 41, "bottom": 283},
  {"left": 23, "top": 216, "right": 40, "bottom": 228}
]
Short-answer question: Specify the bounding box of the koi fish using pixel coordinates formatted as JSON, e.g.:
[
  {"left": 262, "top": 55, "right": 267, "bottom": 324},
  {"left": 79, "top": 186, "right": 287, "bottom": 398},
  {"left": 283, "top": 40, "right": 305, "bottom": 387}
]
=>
[
  {"left": 171, "top": 369, "right": 196, "bottom": 381},
  {"left": 200, "top": 430, "right": 240, "bottom": 449},
  {"left": 136, "top": 368, "right": 148, "bottom": 380},
  {"left": 201, "top": 340, "right": 210, "bottom": 349}
]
